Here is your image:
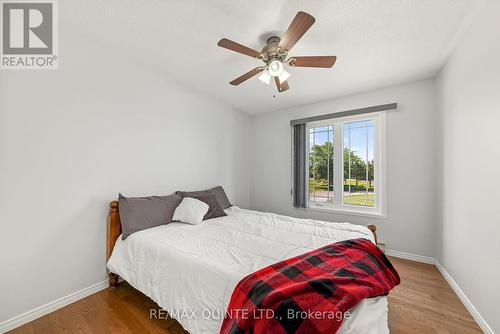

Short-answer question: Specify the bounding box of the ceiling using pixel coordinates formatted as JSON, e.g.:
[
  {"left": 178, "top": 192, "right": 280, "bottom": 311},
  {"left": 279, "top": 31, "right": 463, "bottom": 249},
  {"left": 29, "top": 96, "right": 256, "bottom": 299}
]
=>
[{"left": 64, "top": 0, "right": 481, "bottom": 114}]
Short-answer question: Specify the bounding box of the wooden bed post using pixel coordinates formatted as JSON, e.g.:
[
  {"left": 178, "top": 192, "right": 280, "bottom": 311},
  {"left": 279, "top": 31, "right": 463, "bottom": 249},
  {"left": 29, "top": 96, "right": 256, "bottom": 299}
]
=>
[
  {"left": 367, "top": 224, "right": 378, "bottom": 245},
  {"left": 107, "top": 201, "right": 121, "bottom": 289}
]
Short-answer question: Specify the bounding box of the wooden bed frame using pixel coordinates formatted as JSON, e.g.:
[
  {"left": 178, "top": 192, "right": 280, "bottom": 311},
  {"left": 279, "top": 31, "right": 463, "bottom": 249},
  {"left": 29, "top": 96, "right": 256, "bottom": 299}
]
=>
[
  {"left": 107, "top": 201, "right": 121, "bottom": 288},
  {"left": 106, "top": 200, "right": 378, "bottom": 289}
]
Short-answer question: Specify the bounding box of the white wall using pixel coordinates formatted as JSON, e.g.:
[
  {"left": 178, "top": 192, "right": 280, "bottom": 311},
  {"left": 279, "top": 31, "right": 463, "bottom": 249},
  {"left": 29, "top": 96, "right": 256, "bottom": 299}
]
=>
[
  {"left": 435, "top": 0, "right": 500, "bottom": 332},
  {"left": 250, "top": 79, "right": 437, "bottom": 257},
  {"left": 0, "top": 29, "right": 249, "bottom": 323}
]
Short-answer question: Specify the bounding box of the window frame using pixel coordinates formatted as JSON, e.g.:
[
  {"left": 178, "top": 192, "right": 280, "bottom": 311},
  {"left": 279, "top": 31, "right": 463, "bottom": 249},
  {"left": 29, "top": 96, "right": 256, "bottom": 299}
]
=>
[{"left": 305, "top": 111, "right": 386, "bottom": 217}]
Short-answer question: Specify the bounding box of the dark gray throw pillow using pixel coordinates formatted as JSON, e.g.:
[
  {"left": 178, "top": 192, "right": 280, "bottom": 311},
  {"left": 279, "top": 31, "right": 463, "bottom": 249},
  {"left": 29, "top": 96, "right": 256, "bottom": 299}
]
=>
[
  {"left": 177, "top": 186, "right": 232, "bottom": 209},
  {"left": 209, "top": 186, "right": 232, "bottom": 209},
  {"left": 177, "top": 193, "right": 227, "bottom": 220},
  {"left": 118, "top": 193, "right": 182, "bottom": 239}
]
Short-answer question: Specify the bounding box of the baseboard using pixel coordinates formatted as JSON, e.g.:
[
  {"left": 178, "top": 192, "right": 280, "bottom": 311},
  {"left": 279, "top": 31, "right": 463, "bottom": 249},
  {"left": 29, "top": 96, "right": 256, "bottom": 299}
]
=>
[
  {"left": 0, "top": 279, "right": 109, "bottom": 333},
  {"left": 384, "top": 249, "right": 436, "bottom": 264},
  {"left": 435, "top": 261, "right": 494, "bottom": 334}
]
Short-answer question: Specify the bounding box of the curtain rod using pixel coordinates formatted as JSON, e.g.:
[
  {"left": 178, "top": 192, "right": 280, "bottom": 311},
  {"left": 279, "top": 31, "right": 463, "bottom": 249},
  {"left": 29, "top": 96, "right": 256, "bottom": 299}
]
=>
[{"left": 290, "top": 103, "right": 398, "bottom": 126}]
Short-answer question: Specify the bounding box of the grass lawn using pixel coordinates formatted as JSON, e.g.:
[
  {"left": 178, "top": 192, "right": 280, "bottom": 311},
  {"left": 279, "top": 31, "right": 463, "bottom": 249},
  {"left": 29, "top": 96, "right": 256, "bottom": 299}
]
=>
[
  {"left": 344, "top": 192, "right": 374, "bottom": 206},
  {"left": 309, "top": 178, "right": 375, "bottom": 207},
  {"left": 309, "top": 178, "right": 374, "bottom": 191}
]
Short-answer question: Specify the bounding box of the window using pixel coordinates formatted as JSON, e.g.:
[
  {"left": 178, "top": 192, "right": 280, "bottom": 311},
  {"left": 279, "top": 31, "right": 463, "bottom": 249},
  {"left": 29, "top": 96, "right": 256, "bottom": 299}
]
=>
[{"left": 306, "top": 112, "right": 386, "bottom": 216}]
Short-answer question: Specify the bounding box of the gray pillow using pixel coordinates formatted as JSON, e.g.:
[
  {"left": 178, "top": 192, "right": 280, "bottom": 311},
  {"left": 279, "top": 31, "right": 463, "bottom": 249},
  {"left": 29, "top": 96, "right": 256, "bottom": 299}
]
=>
[
  {"left": 209, "top": 186, "right": 232, "bottom": 209},
  {"left": 177, "top": 186, "right": 232, "bottom": 209},
  {"left": 182, "top": 194, "right": 227, "bottom": 220},
  {"left": 118, "top": 193, "right": 182, "bottom": 239}
]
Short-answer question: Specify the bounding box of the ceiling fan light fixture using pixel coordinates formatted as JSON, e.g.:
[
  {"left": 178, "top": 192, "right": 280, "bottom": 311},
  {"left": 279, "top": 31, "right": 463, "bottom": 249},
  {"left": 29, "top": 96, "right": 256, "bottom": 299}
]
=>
[
  {"left": 268, "top": 59, "right": 284, "bottom": 77},
  {"left": 278, "top": 70, "right": 290, "bottom": 83},
  {"left": 258, "top": 70, "right": 271, "bottom": 85},
  {"left": 217, "top": 12, "right": 337, "bottom": 93}
]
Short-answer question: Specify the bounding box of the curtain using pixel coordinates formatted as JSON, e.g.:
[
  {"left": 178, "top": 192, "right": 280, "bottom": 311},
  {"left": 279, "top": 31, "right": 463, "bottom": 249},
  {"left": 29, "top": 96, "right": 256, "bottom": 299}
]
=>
[{"left": 292, "top": 123, "right": 307, "bottom": 208}]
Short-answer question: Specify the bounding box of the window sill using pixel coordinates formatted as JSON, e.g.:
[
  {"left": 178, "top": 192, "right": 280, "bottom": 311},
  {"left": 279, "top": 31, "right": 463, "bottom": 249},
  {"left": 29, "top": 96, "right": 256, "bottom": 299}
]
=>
[{"left": 306, "top": 205, "right": 387, "bottom": 219}]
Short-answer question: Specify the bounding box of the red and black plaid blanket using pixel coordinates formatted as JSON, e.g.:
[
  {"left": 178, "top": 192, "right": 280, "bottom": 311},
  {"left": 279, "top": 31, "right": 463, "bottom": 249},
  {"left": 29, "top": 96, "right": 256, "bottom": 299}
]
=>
[{"left": 220, "top": 238, "right": 400, "bottom": 334}]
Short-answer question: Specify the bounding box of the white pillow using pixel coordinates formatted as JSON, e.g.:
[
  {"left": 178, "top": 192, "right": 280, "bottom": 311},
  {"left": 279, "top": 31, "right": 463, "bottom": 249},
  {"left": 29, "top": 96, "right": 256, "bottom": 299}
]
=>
[{"left": 172, "top": 197, "right": 209, "bottom": 225}]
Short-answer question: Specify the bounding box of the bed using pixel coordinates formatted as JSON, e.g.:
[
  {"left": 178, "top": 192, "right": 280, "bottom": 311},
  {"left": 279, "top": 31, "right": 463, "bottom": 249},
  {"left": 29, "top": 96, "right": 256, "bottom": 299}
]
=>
[{"left": 106, "top": 201, "right": 388, "bottom": 334}]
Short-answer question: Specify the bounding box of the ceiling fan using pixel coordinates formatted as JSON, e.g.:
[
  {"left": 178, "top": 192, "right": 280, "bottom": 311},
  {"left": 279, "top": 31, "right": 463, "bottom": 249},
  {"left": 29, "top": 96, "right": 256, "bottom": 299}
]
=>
[{"left": 217, "top": 11, "right": 337, "bottom": 93}]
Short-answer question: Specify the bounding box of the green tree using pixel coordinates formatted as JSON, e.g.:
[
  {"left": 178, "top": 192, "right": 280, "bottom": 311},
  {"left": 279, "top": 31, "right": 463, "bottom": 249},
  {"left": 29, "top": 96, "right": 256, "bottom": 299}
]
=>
[
  {"left": 368, "top": 160, "right": 374, "bottom": 190},
  {"left": 343, "top": 148, "right": 367, "bottom": 188},
  {"left": 310, "top": 145, "right": 374, "bottom": 191},
  {"left": 309, "top": 142, "right": 333, "bottom": 190}
]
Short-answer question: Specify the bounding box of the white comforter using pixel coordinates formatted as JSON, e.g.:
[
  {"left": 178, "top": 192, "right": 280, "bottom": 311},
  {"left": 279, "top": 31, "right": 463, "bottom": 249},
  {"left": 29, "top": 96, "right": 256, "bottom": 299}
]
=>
[{"left": 107, "top": 207, "right": 389, "bottom": 334}]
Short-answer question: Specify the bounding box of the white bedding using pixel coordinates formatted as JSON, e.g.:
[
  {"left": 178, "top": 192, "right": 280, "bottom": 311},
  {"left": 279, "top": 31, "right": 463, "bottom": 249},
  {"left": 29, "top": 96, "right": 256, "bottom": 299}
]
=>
[{"left": 107, "top": 207, "right": 389, "bottom": 334}]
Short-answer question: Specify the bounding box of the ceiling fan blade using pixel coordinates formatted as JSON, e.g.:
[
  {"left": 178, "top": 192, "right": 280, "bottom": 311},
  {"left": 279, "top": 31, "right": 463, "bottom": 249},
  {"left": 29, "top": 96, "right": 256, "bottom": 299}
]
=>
[
  {"left": 289, "top": 56, "right": 337, "bottom": 68},
  {"left": 230, "top": 67, "right": 264, "bottom": 85},
  {"left": 274, "top": 77, "right": 290, "bottom": 92},
  {"left": 279, "top": 11, "right": 315, "bottom": 52},
  {"left": 280, "top": 80, "right": 290, "bottom": 92},
  {"left": 217, "top": 38, "right": 261, "bottom": 59}
]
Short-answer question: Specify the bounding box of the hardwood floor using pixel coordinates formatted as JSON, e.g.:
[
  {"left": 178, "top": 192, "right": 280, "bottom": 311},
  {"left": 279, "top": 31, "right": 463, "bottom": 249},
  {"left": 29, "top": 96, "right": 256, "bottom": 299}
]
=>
[
  {"left": 387, "top": 258, "right": 482, "bottom": 333},
  {"left": 9, "top": 257, "right": 482, "bottom": 334}
]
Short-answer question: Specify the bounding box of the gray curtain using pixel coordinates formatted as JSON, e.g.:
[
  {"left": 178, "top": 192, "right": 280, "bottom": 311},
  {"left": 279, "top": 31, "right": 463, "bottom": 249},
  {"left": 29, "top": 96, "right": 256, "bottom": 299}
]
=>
[{"left": 292, "top": 123, "right": 307, "bottom": 208}]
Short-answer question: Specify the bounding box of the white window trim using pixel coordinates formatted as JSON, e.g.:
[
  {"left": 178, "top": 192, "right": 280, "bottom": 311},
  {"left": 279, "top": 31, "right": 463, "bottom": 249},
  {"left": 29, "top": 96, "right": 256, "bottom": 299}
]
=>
[{"left": 305, "top": 112, "right": 386, "bottom": 218}]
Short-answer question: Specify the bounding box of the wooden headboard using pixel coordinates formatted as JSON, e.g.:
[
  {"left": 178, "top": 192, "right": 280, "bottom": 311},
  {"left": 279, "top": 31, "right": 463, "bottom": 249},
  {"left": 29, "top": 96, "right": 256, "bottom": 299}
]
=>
[
  {"left": 107, "top": 201, "right": 121, "bottom": 288},
  {"left": 106, "top": 200, "right": 378, "bottom": 289}
]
